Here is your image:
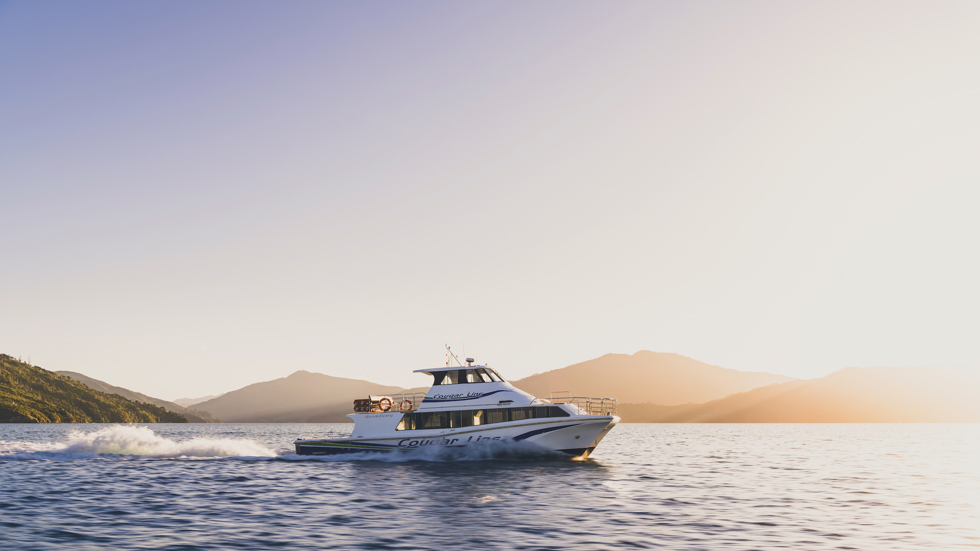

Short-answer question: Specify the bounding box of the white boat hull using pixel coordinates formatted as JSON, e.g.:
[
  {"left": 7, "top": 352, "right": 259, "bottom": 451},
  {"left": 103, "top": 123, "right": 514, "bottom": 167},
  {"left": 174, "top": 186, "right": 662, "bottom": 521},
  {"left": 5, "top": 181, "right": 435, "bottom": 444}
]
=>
[{"left": 295, "top": 415, "right": 618, "bottom": 459}]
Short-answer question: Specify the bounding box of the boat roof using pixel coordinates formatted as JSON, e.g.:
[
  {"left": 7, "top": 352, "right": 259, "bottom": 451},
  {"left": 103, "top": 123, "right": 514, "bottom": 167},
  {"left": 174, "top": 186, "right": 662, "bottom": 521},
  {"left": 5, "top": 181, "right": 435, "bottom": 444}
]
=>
[{"left": 413, "top": 365, "right": 490, "bottom": 374}]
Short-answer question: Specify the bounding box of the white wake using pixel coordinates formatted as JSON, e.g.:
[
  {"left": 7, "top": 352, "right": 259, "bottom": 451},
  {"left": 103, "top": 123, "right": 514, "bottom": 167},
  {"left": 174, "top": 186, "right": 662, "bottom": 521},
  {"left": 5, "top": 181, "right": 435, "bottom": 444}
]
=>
[
  {"left": 0, "top": 425, "right": 277, "bottom": 459},
  {"left": 0, "top": 426, "right": 576, "bottom": 462}
]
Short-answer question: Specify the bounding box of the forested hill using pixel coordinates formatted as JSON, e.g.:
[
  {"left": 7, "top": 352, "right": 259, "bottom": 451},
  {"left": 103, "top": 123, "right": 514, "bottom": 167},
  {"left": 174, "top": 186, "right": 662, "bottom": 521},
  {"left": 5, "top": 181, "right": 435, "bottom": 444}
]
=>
[
  {"left": 57, "top": 370, "right": 220, "bottom": 423},
  {"left": 0, "top": 354, "right": 187, "bottom": 423}
]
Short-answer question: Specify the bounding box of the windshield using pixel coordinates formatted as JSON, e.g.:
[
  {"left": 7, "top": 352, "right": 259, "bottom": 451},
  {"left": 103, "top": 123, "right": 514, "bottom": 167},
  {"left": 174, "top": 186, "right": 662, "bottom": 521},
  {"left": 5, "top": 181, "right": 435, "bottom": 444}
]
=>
[{"left": 431, "top": 369, "right": 495, "bottom": 385}]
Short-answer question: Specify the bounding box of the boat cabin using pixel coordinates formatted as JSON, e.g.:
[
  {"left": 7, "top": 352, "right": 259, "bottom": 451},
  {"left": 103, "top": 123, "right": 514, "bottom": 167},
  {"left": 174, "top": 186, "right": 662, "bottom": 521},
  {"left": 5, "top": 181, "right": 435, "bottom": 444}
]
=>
[{"left": 348, "top": 364, "right": 617, "bottom": 421}]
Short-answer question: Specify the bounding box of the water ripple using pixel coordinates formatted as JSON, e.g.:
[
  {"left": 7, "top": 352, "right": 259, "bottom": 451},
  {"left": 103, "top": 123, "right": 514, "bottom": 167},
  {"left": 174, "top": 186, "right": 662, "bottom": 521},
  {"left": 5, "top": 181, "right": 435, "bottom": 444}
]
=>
[{"left": 0, "top": 423, "right": 977, "bottom": 550}]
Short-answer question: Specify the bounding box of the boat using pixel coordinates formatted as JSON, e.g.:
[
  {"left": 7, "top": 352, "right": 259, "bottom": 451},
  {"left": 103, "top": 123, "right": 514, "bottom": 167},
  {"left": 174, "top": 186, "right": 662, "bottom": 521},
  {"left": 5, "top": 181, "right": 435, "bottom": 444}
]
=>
[{"left": 294, "top": 358, "right": 619, "bottom": 459}]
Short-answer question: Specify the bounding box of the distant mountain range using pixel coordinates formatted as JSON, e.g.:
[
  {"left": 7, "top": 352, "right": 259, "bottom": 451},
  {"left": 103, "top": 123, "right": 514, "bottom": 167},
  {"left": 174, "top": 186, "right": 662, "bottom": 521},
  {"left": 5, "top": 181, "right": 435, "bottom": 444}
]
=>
[
  {"left": 0, "top": 355, "right": 186, "bottom": 423},
  {"left": 5, "top": 350, "right": 978, "bottom": 423},
  {"left": 192, "top": 371, "right": 425, "bottom": 423},
  {"left": 188, "top": 352, "right": 793, "bottom": 422},
  {"left": 173, "top": 394, "right": 223, "bottom": 408},
  {"left": 57, "top": 371, "right": 220, "bottom": 423},
  {"left": 618, "top": 366, "right": 980, "bottom": 422},
  {"left": 513, "top": 351, "right": 795, "bottom": 404}
]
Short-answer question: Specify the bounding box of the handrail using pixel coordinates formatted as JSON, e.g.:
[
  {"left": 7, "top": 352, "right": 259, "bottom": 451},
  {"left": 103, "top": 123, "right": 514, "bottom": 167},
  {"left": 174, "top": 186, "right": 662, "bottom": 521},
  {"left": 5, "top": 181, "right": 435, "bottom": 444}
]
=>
[
  {"left": 547, "top": 395, "right": 617, "bottom": 416},
  {"left": 353, "top": 393, "right": 425, "bottom": 413},
  {"left": 353, "top": 392, "right": 616, "bottom": 415}
]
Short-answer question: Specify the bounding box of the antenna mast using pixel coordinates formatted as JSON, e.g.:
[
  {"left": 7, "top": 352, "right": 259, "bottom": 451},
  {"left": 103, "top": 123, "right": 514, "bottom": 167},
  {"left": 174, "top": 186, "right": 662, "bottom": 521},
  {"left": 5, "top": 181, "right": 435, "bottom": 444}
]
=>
[{"left": 445, "top": 344, "right": 464, "bottom": 367}]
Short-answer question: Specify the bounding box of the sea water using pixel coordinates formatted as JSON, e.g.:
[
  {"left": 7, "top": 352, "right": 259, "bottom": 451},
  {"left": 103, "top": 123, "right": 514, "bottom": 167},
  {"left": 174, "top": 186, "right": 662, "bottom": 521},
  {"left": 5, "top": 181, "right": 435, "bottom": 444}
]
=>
[{"left": 0, "top": 423, "right": 977, "bottom": 550}]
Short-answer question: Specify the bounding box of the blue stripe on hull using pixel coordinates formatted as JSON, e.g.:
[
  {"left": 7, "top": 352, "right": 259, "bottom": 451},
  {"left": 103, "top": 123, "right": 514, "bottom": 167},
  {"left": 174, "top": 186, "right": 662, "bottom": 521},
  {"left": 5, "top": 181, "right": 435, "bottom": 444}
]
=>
[
  {"left": 296, "top": 445, "right": 598, "bottom": 457},
  {"left": 421, "top": 389, "right": 510, "bottom": 404},
  {"left": 513, "top": 424, "right": 575, "bottom": 441}
]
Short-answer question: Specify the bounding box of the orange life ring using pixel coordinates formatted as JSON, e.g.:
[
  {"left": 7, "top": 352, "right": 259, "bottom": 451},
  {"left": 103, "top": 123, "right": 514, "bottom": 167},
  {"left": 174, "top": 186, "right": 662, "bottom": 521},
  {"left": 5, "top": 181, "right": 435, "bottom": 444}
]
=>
[
  {"left": 378, "top": 397, "right": 392, "bottom": 412},
  {"left": 400, "top": 399, "right": 413, "bottom": 411}
]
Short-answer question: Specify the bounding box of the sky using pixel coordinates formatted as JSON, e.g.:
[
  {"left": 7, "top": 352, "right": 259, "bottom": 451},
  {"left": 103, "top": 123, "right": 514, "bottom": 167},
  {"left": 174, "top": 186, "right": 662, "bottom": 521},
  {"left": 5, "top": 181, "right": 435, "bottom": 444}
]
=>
[{"left": 2, "top": 1, "right": 978, "bottom": 400}]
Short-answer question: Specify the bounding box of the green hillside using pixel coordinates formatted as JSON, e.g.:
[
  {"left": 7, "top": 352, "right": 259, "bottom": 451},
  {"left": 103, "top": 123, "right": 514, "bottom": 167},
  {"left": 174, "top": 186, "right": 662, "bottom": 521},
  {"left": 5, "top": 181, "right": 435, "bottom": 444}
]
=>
[
  {"left": 57, "top": 370, "right": 221, "bottom": 423},
  {"left": 0, "top": 354, "right": 187, "bottom": 423}
]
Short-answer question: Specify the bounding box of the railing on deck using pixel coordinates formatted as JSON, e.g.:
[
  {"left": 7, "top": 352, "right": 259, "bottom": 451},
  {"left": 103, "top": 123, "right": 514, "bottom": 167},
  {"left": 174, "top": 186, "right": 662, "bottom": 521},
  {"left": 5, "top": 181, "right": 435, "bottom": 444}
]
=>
[
  {"left": 352, "top": 391, "right": 616, "bottom": 416},
  {"left": 548, "top": 391, "right": 617, "bottom": 416},
  {"left": 353, "top": 393, "right": 425, "bottom": 413}
]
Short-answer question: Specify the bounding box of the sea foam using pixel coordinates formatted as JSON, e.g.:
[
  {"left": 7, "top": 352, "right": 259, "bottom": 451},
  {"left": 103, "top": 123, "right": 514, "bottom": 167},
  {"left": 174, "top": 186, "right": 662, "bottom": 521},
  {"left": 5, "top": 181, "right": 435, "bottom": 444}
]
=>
[
  {"left": 0, "top": 425, "right": 277, "bottom": 459},
  {"left": 0, "top": 425, "right": 571, "bottom": 462},
  {"left": 60, "top": 425, "right": 278, "bottom": 457}
]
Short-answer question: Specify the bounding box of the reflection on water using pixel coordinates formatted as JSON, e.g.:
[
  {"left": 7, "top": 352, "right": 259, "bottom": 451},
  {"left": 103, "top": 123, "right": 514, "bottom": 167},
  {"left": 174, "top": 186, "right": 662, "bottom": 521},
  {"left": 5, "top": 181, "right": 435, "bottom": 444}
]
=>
[{"left": 1, "top": 423, "right": 977, "bottom": 550}]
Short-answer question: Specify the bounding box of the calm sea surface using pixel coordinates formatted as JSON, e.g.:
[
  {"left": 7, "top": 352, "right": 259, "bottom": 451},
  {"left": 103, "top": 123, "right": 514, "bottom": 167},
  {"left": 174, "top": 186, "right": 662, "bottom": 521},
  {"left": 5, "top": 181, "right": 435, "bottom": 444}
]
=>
[{"left": 1, "top": 423, "right": 977, "bottom": 550}]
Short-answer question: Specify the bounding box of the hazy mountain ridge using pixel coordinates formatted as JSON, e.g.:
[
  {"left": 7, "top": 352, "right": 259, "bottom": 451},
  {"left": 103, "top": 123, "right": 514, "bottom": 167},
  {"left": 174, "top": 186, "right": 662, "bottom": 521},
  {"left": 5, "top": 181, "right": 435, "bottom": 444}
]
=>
[
  {"left": 193, "top": 370, "right": 412, "bottom": 422},
  {"left": 13, "top": 351, "right": 975, "bottom": 423},
  {"left": 185, "top": 352, "right": 797, "bottom": 422},
  {"left": 181, "top": 355, "right": 978, "bottom": 423},
  {"left": 618, "top": 366, "right": 980, "bottom": 422},
  {"left": 57, "top": 371, "right": 220, "bottom": 423},
  {"left": 512, "top": 351, "right": 795, "bottom": 404},
  {"left": 173, "top": 394, "right": 223, "bottom": 408},
  {"left": 0, "top": 355, "right": 187, "bottom": 423}
]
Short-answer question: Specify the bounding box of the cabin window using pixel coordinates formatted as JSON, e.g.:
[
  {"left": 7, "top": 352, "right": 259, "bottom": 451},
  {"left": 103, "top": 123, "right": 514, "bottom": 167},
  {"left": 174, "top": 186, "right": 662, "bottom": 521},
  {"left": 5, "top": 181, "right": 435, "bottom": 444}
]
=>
[
  {"left": 485, "top": 409, "right": 508, "bottom": 424},
  {"left": 549, "top": 406, "right": 570, "bottom": 417},
  {"left": 396, "top": 413, "right": 415, "bottom": 431},
  {"left": 397, "top": 406, "right": 570, "bottom": 430},
  {"left": 430, "top": 369, "right": 503, "bottom": 386},
  {"left": 420, "top": 412, "right": 448, "bottom": 429},
  {"left": 431, "top": 371, "right": 458, "bottom": 385},
  {"left": 449, "top": 411, "right": 463, "bottom": 428}
]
